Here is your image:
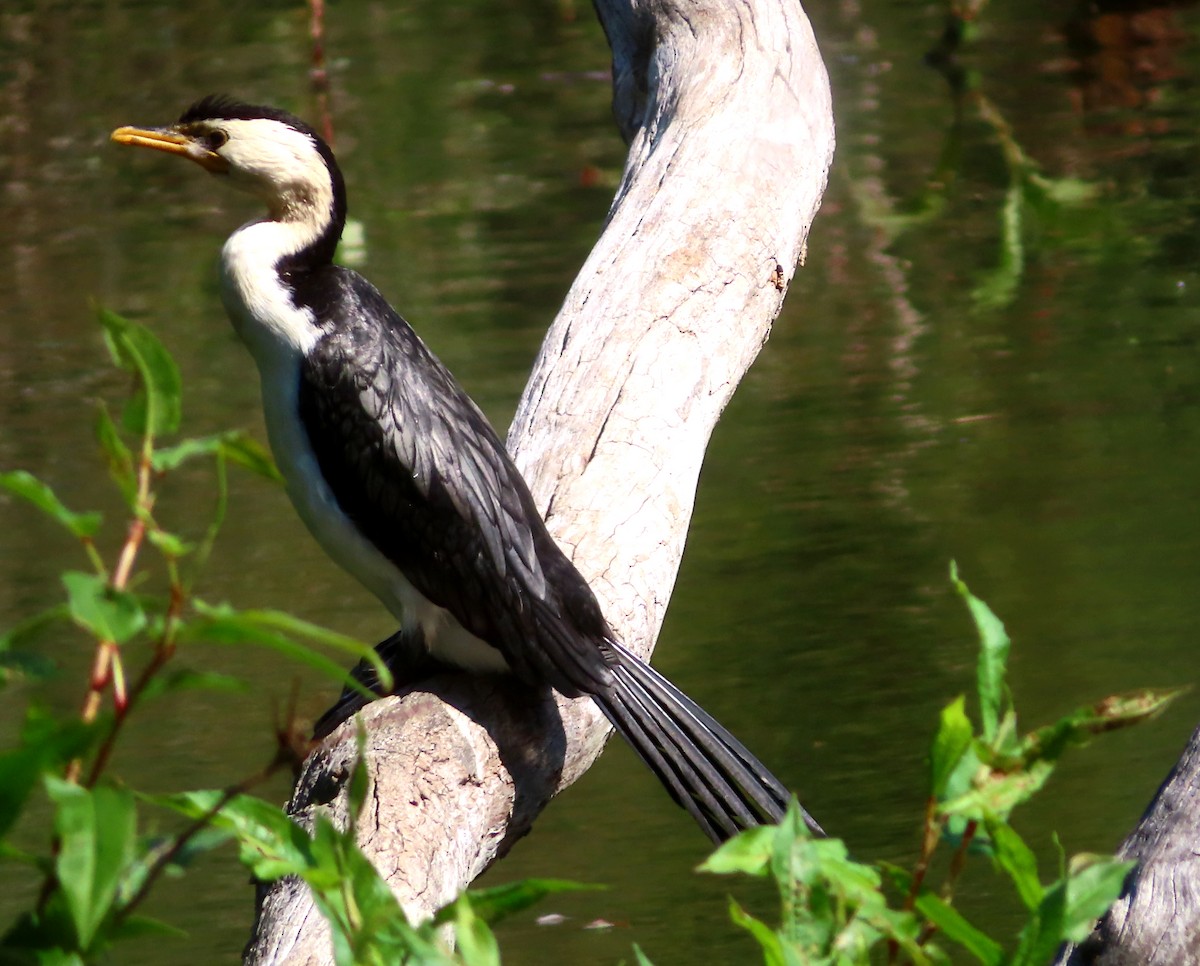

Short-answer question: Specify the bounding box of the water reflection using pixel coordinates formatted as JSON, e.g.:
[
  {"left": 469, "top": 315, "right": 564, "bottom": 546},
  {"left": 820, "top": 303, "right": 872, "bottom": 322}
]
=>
[{"left": 3, "top": 1, "right": 1200, "bottom": 963}]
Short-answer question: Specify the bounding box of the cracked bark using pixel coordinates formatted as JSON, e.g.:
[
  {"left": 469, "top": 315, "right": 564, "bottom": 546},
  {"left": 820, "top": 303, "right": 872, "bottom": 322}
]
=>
[
  {"left": 1053, "top": 724, "right": 1200, "bottom": 966},
  {"left": 244, "top": 1, "right": 834, "bottom": 962}
]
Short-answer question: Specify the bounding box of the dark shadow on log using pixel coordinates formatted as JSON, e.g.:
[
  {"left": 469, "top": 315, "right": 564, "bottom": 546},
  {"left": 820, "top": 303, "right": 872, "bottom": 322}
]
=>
[{"left": 301, "top": 676, "right": 567, "bottom": 861}]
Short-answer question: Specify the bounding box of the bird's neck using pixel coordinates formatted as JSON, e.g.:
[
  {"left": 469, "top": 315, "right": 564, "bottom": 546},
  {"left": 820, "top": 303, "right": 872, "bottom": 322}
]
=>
[
  {"left": 220, "top": 210, "right": 336, "bottom": 361},
  {"left": 268, "top": 178, "right": 344, "bottom": 274},
  {"left": 219, "top": 162, "right": 345, "bottom": 344}
]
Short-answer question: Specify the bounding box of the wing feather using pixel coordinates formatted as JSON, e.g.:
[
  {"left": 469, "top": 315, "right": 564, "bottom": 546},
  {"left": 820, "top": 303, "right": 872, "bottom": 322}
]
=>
[{"left": 296, "top": 269, "right": 610, "bottom": 694}]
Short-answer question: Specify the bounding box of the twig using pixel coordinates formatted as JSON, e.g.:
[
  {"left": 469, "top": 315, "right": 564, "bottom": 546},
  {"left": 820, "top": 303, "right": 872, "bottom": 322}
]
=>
[{"left": 308, "top": 0, "right": 334, "bottom": 148}]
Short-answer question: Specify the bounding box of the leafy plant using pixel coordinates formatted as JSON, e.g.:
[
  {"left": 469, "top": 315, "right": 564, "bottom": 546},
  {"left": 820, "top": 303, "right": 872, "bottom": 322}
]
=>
[
  {"left": 155, "top": 733, "right": 594, "bottom": 966},
  {"left": 0, "top": 309, "right": 546, "bottom": 964},
  {"left": 653, "top": 565, "right": 1173, "bottom": 966}
]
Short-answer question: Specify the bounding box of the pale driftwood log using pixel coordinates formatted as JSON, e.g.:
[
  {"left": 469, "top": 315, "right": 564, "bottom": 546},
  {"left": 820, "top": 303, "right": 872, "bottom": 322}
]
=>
[
  {"left": 244, "top": 1, "right": 834, "bottom": 962},
  {"left": 1053, "top": 724, "right": 1200, "bottom": 966}
]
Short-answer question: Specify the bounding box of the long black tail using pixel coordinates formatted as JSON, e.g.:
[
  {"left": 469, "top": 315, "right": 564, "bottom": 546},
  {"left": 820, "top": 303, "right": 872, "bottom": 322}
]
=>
[
  {"left": 594, "top": 640, "right": 823, "bottom": 843},
  {"left": 315, "top": 632, "right": 823, "bottom": 843}
]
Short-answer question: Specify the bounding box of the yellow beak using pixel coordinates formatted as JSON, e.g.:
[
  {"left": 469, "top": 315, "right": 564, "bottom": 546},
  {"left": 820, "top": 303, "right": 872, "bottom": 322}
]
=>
[{"left": 111, "top": 126, "right": 228, "bottom": 174}]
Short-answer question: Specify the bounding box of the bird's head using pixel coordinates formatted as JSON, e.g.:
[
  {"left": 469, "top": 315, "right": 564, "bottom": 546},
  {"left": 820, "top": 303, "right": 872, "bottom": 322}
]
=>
[{"left": 112, "top": 96, "right": 345, "bottom": 230}]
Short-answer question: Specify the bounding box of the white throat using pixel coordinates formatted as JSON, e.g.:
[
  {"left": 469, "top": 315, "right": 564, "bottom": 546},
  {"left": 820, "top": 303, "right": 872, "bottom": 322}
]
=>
[{"left": 220, "top": 219, "right": 322, "bottom": 361}]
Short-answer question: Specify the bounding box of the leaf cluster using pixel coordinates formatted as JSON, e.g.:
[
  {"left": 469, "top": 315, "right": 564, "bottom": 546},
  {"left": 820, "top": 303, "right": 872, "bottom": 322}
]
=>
[
  {"left": 630, "top": 564, "right": 1172, "bottom": 966},
  {"left": 0, "top": 311, "right": 399, "bottom": 962}
]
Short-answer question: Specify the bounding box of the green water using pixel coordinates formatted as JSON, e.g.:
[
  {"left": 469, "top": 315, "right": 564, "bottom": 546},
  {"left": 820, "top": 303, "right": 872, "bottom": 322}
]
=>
[{"left": 3, "top": 1, "right": 1200, "bottom": 962}]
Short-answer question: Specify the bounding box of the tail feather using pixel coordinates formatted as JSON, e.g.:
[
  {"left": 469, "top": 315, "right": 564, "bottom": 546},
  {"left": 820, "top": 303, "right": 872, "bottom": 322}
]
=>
[
  {"left": 609, "top": 672, "right": 753, "bottom": 840},
  {"left": 610, "top": 664, "right": 762, "bottom": 829},
  {"left": 602, "top": 683, "right": 727, "bottom": 841},
  {"left": 595, "top": 640, "right": 823, "bottom": 843},
  {"left": 621, "top": 652, "right": 787, "bottom": 811}
]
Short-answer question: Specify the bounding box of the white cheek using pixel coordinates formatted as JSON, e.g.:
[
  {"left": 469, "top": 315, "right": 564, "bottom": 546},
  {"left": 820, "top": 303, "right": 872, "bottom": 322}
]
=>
[
  {"left": 219, "top": 119, "right": 326, "bottom": 187},
  {"left": 216, "top": 120, "right": 334, "bottom": 222}
]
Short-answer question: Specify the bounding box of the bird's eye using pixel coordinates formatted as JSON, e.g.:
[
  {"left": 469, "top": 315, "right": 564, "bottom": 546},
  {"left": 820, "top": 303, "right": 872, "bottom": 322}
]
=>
[{"left": 203, "top": 130, "right": 228, "bottom": 151}]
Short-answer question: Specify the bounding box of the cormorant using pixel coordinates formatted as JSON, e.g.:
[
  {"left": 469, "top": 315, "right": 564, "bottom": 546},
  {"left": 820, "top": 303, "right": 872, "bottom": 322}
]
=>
[{"left": 112, "top": 96, "right": 820, "bottom": 842}]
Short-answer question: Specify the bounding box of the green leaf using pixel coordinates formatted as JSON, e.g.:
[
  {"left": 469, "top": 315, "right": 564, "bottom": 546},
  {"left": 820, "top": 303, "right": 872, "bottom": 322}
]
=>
[
  {"left": 138, "top": 668, "right": 250, "bottom": 702},
  {"left": 931, "top": 696, "right": 974, "bottom": 799},
  {"left": 971, "top": 180, "right": 1024, "bottom": 311},
  {"left": 94, "top": 402, "right": 136, "bottom": 504},
  {"left": 728, "top": 898, "right": 788, "bottom": 966},
  {"left": 145, "top": 527, "right": 193, "bottom": 558},
  {"left": 183, "top": 601, "right": 391, "bottom": 698},
  {"left": 1061, "top": 855, "right": 1134, "bottom": 942},
  {"left": 698, "top": 824, "right": 775, "bottom": 876},
  {"left": 61, "top": 572, "right": 147, "bottom": 644},
  {"left": 307, "top": 812, "right": 434, "bottom": 964},
  {"left": 0, "top": 605, "right": 69, "bottom": 684},
  {"left": 0, "top": 604, "right": 69, "bottom": 653},
  {"left": 1, "top": 890, "right": 85, "bottom": 962},
  {"left": 1022, "top": 688, "right": 1183, "bottom": 764},
  {"left": 165, "top": 825, "right": 237, "bottom": 869},
  {"left": 149, "top": 431, "right": 282, "bottom": 484},
  {"left": 0, "top": 749, "right": 58, "bottom": 845},
  {"left": 1012, "top": 877, "right": 1069, "bottom": 966},
  {"left": 941, "top": 758, "right": 1054, "bottom": 822},
  {"left": 151, "top": 789, "right": 449, "bottom": 961},
  {"left": 204, "top": 605, "right": 378, "bottom": 660},
  {"left": 0, "top": 649, "right": 59, "bottom": 685},
  {"left": 986, "top": 819, "right": 1043, "bottom": 911},
  {"left": 158, "top": 786, "right": 427, "bottom": 966},
  {"left": 98, "top": 308, "right": 182, "bottom": 438},
  {"left": 630, "top": 944, "right": 656, "bottom": 966},
  {"left": 911, "top": 891, "right": 1003, "bottom": 966},
  {"left": 1026, "top": 172, "right": 1098, "bottom": 207},
  {"left": 449, "top": 896, "right": 500, "bottom": 966},
  {"left": 0, "top": 839, "right": 41, "bottom": 867},
  {"left": 150, "top": 790, "right": 311, "bottom": 882},
  {"left": 950, "top": 563, "right": 1011, "bottom": 745},
  {"left": 45, "top": 778, "right": 137, "bottom": 949},
  {"left": 941, "top": 734, "right": 985, "bottom": 810},
  {"left": 880, "top": 864, "right": 939, "bottom": 947},
  {"left": 0, "top": 712, "right": 96, "bottom": 839},
  {"left": 105, "top": 914, "right": 188, "bottom": 942},
  {"left": 121, "top": 826, "right": 234, "bottom": 908},
  {"left": 217, "top": 432, "right": 283, "bottom": 484},
  {"left": 344, "top": 728, "right": 370, "bottom": 836},
  {"left": 35, "top": 951, "right": 88, "bottom": 966},
  {"left": 143, "top": 826, "right": 234, "bottom": 875},
  {"left": 0, "top": 471, "right": 102, "bottom": 539},
  {"left": 149, "top": 436, "right": 225, "bottom": 473}
]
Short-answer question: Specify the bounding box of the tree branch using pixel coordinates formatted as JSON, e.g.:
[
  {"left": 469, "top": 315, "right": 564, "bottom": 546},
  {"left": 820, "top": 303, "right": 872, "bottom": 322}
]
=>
[{"left": 244, "top": 2, "right": 834, "bottom": 962}]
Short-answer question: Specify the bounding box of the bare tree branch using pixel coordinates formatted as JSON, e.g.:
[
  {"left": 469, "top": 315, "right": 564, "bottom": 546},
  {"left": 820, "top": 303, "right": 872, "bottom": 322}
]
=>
[{"left": 245, "top": 2, "right": 834, "bottom": 962}]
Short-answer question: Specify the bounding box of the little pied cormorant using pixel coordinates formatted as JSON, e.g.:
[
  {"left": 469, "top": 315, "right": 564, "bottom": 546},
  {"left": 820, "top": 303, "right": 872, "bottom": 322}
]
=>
[{"left": 112, "top": 96, "right": 821, "bottom": 843}]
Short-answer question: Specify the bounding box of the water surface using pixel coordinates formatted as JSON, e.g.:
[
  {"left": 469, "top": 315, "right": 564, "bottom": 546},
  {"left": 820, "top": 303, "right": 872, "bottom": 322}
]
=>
[{"left": 3, "top": 1, "right": 1200, "bottom": 962}]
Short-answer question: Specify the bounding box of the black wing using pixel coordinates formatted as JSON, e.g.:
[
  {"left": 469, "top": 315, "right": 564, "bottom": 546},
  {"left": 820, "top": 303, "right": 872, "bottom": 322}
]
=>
[
  {"left": 296, "top": 268, "right": 614, "bottom": 696},
  {"left": 296, "top": 271, "right": 816, "bottom": 844}
]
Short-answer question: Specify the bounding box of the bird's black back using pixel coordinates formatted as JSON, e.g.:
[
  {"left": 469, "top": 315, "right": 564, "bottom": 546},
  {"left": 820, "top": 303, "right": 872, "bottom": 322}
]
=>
[{"left": 295, "top": 266, "right": 617, "bottom": 697}]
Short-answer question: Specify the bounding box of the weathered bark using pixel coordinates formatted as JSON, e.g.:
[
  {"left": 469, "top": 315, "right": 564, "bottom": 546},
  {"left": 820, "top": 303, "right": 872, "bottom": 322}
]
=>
[
  {"left": 244, "top": 2, "right": 834, "bottom": 962},
  {"left": 1054, "top": 724, "right": 1200, "bottom": 966}
]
